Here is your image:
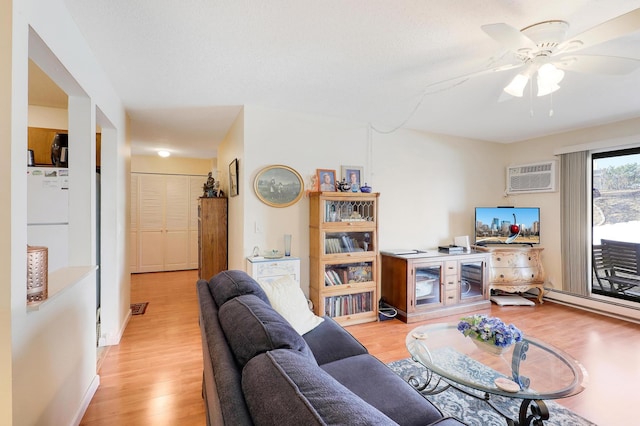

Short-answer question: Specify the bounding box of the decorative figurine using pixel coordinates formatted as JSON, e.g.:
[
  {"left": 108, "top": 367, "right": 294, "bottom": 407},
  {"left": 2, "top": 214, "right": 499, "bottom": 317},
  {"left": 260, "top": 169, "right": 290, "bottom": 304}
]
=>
[
  {"left": 203, "top": 172, "right": 216, "bottom": 197},
  {"left": 336, "top": 178, "right": 351, "bottom": 192},
  {"left": 306, "top": 174, "right": 319, "bottom": 196}
]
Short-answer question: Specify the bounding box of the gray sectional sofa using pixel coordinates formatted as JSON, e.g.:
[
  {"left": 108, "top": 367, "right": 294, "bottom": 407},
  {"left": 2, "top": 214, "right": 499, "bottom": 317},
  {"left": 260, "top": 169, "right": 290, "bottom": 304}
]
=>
[{"left": 196, "top": 269, "right": 466, "bottom": 426}]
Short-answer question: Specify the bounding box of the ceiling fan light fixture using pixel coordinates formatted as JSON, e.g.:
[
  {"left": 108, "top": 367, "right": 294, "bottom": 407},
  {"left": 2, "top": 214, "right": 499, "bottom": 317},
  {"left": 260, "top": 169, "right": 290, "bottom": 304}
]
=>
[
  {"left": 536, "top": 63, "right": 564, "bottom": 96},
  {"left": 538, "top": 63, "right": 564, "bottom": 82},
  {"left": 537, "top": 81, "right": 561, "bottom": 97},
  {"left": 504, "top": 73, "right": 529, "bottom": 97}
]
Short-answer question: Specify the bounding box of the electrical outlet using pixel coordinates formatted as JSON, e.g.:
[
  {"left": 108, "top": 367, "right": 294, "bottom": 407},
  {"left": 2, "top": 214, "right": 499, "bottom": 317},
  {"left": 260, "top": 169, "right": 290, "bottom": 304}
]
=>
[{"left": 255, "top": 221, "right": 262, "bottom": 233}]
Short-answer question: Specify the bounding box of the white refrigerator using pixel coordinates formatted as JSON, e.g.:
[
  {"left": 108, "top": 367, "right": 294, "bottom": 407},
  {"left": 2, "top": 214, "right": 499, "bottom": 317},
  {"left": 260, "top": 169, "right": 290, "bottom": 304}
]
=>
[{"left": 27, "top": 167, "right": 69, "bottom": 273}]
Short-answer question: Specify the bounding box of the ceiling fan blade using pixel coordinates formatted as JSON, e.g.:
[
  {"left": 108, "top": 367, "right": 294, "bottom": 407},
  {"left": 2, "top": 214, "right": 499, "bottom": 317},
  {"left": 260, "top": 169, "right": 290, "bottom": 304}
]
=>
[
  {"left": 422, "top": 62, "right": 522, "bottom": 93},
  {"left": 481, "top": 23, "right": 537, "bottom": 51},
  {"left": 556, "top": 8, "right": 640, "bottom": 53},
  {"left": 555, "top": 54, "right": 640, "bottom": 75}
]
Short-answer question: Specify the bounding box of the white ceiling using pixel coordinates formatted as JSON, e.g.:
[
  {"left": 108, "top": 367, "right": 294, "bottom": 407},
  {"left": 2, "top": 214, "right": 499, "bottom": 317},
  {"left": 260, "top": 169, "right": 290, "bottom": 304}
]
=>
[{"left": 55, "top": 0, "right": 640, "bottom": 158}]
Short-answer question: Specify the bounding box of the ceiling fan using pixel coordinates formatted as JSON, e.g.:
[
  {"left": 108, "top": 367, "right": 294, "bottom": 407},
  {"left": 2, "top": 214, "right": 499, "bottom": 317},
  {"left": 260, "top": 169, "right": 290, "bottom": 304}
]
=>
[{"left": 478, "top": 7, "right": 640, "bottom": 98}]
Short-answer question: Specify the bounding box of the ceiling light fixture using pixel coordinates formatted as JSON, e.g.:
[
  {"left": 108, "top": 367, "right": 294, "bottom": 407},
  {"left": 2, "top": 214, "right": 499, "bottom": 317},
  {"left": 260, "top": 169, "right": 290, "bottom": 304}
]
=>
[
  {"left": 536, "top": 63, "right": 565, "bottom": 96},
  {"left": 158, "top": 150, "right": 171, "bottom": 158},
  {"left": 504, "top": 73, "right": 530, "bottom": 97},
  {"left": 503, "top": 62, "right": 564, "bottom": 98}
]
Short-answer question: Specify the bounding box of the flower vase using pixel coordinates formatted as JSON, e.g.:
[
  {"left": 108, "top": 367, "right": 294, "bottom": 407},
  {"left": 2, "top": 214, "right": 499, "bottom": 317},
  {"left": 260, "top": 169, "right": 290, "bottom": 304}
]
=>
[{"left": 471, "top": 338, "right": 509, "bottom": 356}]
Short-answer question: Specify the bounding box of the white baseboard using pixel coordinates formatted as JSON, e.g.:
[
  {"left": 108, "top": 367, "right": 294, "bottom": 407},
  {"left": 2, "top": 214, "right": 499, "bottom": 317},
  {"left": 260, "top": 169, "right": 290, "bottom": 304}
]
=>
[
  {"left": 72, "top": 374, "right": 100, "bottom": 426},
  {"left": 101, "top": 309, "right": 131, "bottom": 346},
  {"left": 545, "top": 289, "right": 640, "bottom": 324}
]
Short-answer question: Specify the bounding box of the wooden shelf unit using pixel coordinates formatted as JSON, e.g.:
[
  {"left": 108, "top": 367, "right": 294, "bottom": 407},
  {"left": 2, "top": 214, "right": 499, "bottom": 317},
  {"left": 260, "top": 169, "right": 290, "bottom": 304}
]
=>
[
  {"left": 309, "top": 191, "right": 380, "bottom": 326},
  {"left": 381, "top": 251, "right": 490, "bottom": 323},
  {"left": 198, "top": 197, "right": 228, "bottom": 281}
]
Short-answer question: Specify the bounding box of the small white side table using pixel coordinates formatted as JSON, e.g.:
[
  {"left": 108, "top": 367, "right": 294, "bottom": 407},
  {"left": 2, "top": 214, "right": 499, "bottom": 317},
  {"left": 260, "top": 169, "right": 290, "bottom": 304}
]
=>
[{"left": 246, "top": 256, "right": 301, "bottom": 286}]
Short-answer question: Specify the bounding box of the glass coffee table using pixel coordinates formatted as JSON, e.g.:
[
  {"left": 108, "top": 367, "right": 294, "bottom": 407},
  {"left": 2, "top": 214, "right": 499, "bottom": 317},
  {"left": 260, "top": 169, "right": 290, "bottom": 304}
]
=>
[{"left": 406, "top": 323, "right": 587, "bottom": 426}]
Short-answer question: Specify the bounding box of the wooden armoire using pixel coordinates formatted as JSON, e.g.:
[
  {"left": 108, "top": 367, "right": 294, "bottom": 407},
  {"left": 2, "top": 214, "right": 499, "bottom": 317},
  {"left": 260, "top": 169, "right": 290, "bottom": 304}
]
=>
[{"left": 198, "top": 197, "right": 228, "bottom": 281}]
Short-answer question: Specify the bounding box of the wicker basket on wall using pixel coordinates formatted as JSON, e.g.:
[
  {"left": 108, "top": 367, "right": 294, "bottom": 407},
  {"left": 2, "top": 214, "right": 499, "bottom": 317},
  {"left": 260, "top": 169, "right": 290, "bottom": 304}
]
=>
[{"left": 27, "top": 245, "right": 48, "bottom": 304}]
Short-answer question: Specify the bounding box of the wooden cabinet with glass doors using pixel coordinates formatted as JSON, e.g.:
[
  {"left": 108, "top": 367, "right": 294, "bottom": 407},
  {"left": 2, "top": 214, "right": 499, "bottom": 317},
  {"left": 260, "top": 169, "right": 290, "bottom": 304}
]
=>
[
  {"left": 380, "top": 251, "right": 490, "bottom": 323},
  {"left": 309, "top": 192, "right": 379, "bottom": 326}
]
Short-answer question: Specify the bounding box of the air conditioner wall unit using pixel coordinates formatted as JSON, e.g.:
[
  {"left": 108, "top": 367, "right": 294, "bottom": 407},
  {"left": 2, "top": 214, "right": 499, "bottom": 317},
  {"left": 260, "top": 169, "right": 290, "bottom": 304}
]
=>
[{"left": 506, "top": 160, "right": 557, "bottom": 194}]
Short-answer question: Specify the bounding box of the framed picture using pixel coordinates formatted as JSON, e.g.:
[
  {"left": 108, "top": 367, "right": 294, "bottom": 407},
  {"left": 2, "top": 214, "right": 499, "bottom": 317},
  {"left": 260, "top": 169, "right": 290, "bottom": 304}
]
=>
[
  {"left": 254, "top": 165, "right": 304, "bottom": 207},
  {"left": 341, "top": 166, "right": 363, "bottom": 190},
  {"left": 229, "top": 158, "right": 239, "bottom": 197},
  {"left": 316, "top": 169, "right": 336, "bottom": 192}
]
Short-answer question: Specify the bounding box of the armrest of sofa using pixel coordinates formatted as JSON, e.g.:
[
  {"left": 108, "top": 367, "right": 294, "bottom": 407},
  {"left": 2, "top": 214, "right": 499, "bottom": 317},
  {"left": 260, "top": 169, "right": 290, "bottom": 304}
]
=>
[
  {"left": 303, "top": 315, "right": 368, "bottom": 365},
  {"left": 196, "top": 279, "right": 253, "bottom": 426}
]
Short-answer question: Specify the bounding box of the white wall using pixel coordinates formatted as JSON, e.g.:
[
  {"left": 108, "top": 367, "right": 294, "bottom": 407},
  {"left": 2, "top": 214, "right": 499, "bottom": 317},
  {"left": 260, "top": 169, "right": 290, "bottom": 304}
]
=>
[
  {"left": 221, "top": 105, "right": 507, "bottom": 296},
  {"left": 218, "top": 108, "right": 246, "bottom": 270},
  {"left": 373, "top": 128, "right": 507, "bottom": 251},
  {"left": 28, "top": 105, "right": 68, "bottom": 128},
  {"left": 131, "top": 154, "right": 215, "bottom": 175},
  {"left": 236, "top": 106, "right": 371, "bottom": 294},
  {"left": 3, "top": 0, "right": 130, "bottom": 424}
]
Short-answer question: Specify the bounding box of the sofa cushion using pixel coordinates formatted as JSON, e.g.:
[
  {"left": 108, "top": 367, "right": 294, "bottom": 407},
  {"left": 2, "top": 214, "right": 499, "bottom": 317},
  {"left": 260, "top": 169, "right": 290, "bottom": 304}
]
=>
[
  {"left": 303, "top": 315, "right": 368, "bottom": 365},
  {"left": 321, "top": 354, "right": 445, "bottom": 426},
  {"left": 243, "top": 349, "right": 398, "bottom": 426},
  {"left": 219, "top": 294, "right": 315, "bottom": 367},
  {"left": 258, "top": 274, "right": 324, "bottom": 335},
  {"left": 209, "top": 270, "right": 270, "bottom": 307}
]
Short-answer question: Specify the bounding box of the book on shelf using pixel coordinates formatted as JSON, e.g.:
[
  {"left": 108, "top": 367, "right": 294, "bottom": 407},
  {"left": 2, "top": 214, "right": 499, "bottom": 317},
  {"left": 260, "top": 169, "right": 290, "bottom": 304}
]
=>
[
  {"left": 325, "top": 236, "right": 365, "bottom": 254},
  {"left": 326, "top": 263, "right": 372, "bottom": 286},
  {"left": 324, "top": 292, "right": 373, "bottom": 317},
  {"left": 347, "top": 265, "right": 372, "bottom": 282},
  {"left": 325, "top": 238, "right": 341, "bottom": 254},
  {"left": 341, "top": 235, "right": 352, "bottom": 252},
  {"left": 324, "top": 268, "right": 346, "bottom": 286},
  {"left": 324, "top": 270, "right": 336, "bottom": 286},
  {"left": 340, "top": 235, "right": 362, "bottom": 252}
]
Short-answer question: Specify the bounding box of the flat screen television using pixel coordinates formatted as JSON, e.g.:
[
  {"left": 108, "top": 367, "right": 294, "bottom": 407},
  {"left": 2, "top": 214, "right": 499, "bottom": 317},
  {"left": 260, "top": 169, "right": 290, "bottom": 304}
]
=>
[{"left": 474, "top": 207, "right": 540, "bottom": 245}]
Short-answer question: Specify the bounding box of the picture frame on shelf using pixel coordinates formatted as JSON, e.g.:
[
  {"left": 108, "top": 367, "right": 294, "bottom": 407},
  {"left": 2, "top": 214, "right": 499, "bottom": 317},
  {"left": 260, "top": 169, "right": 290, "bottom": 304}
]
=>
[
  {"left": 229, "top": 158, "right": 239, "bottom": 197},
  {"left": 317, "top": 169, "right": 336, "bottom": 192},
  {"left": 341, "top": 166, "right": 363, "bottom": 191},
  {"left": 254, "top": 165, "right": 304, "bottom": 207}
]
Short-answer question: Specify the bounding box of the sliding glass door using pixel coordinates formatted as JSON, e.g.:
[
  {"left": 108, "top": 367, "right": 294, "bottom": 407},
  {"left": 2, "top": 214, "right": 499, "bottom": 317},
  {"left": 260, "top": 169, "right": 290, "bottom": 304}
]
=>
[{"left": 591, "top": 148, "right": 640, "bottom": 302}]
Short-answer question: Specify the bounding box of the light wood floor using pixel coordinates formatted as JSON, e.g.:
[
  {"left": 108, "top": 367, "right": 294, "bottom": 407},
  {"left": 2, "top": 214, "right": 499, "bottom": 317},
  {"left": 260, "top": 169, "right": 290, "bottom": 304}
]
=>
[{"left": 82, "top": 270, "right": 640, "bottom": 426}]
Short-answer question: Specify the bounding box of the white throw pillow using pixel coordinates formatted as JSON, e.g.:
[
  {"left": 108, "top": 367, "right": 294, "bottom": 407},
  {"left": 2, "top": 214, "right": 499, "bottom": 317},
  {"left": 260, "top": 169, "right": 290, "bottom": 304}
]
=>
[{"left": 258, "top": 275, "right": 324, "bottom": 335}]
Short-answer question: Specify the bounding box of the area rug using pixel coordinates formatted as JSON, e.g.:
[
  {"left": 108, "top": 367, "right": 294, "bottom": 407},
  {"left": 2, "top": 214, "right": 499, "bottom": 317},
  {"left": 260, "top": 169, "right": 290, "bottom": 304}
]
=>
[
  {"left": 130, "top": 302, "right": 148, "bottom": 315},
  {"left": 387, "top": 358, "right": 596, "bottom": 426}
]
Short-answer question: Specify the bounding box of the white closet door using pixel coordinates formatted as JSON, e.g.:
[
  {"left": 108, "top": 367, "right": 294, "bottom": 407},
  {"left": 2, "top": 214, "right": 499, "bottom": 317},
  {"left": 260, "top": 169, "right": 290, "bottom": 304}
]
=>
[
  {"left": 138, "top": 174, "right": 165, "bottom": 272},
  {"left": 132, "top": 172, "right": 207, "bottom": 273},
  {"left": 163, "top": 176, "right": 190, "bottom": 270}
]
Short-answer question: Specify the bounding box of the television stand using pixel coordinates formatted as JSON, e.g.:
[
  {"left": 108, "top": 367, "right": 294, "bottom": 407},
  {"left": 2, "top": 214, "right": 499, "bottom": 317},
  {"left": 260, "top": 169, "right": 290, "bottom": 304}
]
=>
[{"left": 473, "top": 245, "right": 545, "bottom": 303}]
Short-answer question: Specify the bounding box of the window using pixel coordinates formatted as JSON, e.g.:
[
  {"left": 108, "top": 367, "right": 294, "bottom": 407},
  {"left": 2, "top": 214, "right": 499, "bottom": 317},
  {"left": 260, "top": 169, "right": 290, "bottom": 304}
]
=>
[{"left": 591, "top": 147, "right": 640, "bottom": 302}]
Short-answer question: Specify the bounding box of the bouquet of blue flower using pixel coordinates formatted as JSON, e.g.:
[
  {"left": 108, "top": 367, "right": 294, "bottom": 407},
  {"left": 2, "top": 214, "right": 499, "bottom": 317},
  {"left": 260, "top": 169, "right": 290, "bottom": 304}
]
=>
[{"left": 457, "top": 314, "right": 523, "bottom": 348}]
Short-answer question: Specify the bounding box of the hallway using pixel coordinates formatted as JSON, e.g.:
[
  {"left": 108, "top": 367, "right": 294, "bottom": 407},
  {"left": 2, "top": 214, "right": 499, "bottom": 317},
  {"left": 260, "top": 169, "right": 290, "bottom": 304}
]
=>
[{"left": 81, "top": 270, "right": 206, "bottom": 425}]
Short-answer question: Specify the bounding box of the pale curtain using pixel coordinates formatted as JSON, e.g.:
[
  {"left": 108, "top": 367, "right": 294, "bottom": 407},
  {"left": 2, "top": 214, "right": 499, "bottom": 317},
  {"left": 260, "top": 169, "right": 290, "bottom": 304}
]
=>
[{"left": 560, "top": 151, "right": 589, "bottom": 295}]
